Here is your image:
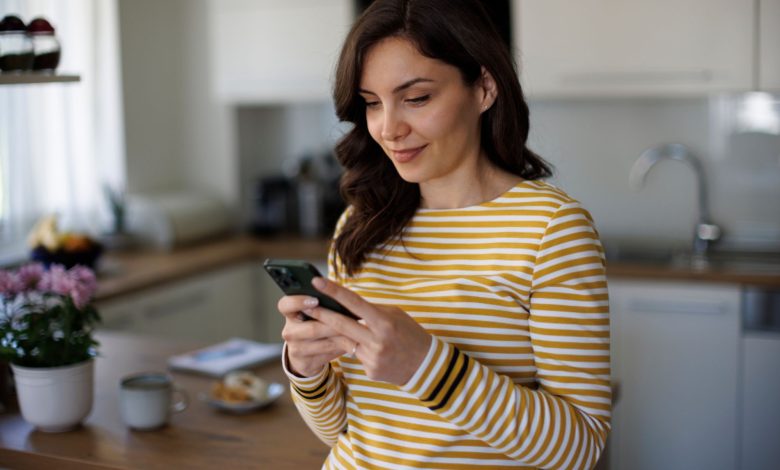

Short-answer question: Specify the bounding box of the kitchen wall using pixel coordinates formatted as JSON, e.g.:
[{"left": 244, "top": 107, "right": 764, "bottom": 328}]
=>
[
  {"left": 117, "top": 0, "right": 780, "bottom": 250},
  {"left": 228, "top": 96, "right": 780, "bottom": 250}
]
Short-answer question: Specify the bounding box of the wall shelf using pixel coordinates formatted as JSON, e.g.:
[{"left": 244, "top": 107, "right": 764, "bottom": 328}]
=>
[{"left": 0, "top": 74, "right": 80, "bottom": 85}]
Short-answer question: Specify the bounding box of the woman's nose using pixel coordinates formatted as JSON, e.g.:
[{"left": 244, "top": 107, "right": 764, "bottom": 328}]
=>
[{"left": 380, "top": 108, "right": 410, "bottom": 141}]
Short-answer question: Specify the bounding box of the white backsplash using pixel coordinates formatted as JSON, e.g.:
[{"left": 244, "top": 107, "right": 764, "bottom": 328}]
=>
[
  {"left": 236, "top": 95, "right": 780, "bottom": 250},
  {"left": 527, "top": 95, "right": 780, "bottom": 250}
]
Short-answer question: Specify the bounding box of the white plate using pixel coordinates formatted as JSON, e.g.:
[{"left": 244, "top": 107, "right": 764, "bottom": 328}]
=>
[{"left": 201, "top": 382, "right": 285, "bottom": 414}]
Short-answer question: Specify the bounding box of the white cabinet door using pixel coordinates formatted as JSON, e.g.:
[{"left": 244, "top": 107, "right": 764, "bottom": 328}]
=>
[
  {"left": 608, "top": 280, "right": 740, "bottom": 470},
  {"left": 513, "top": 0, "right": 754, "bottom": 97},
  {"left": 760, "top": 0, "right": 780, "bottom": 90},
  {"left": 97, "top": 263, "right": 257, "bottom": 343},
  {"left": 211, "top": 0, "right": 354, "bottom": 103}
]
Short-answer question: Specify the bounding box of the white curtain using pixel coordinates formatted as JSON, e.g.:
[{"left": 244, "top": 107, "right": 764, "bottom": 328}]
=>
[{"left": 0, "top": 0, "right": 125, "bottom": 260}]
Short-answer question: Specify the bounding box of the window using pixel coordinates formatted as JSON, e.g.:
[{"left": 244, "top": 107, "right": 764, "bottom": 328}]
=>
[{"left": 0, "top": 0, "right": 125, "bottom": 262}]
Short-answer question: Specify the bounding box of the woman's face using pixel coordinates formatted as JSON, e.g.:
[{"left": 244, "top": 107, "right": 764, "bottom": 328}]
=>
[{"left": 359, "top": 36, "right": 491, "bottom": 185}]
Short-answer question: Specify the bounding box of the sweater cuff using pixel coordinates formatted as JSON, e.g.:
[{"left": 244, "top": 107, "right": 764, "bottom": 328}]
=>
[
  {"left": 400, "top": 336, "right": 472, "bottom": 412},
  {"left": 282, "top": 342, "right": 330, "bottom": 400}
]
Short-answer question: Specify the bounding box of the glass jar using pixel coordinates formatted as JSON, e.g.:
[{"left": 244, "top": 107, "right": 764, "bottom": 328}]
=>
[
  {"left": 27, "top": 17, "right": 60, "bottom": 72},
  {"left": 0, "top": 15, "right": 34, "bottom": 72}
]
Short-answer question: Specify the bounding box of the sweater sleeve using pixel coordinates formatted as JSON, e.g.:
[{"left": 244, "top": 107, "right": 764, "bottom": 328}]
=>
[
  {"left": 283, "top": 208, "right": 353, "bottom": 447},
  {"left": 283, "top": 345, "right": 348, "bottom": 447},
  {"left": 399, "top": 201, "right": 611, "bottom": 470}
]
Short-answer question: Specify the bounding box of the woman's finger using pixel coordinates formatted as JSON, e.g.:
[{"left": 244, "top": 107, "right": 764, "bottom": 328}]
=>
[
  {"left": 282, "top": 316, "right": 342, "bottom": 341},
  {"left": 287, "top": 336, "right": 352, "bottom": 359},
  {"left": 277, "top": 295, "right": 319, "bottom": 319},
  {"left": 305, "top": 305, "right": 373, "bottom": 345},
  {"left": 311, "top": 277, "right": 379, "bottom": 322}
]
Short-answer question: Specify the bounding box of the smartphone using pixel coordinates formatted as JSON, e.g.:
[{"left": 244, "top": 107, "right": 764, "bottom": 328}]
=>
[{"left": 263, "top": 259, "right": 358, "bottom": 320}]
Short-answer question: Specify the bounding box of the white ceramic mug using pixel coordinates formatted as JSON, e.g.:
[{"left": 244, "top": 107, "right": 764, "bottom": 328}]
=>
[{"left": 119, "top": 372, "right": 188, "bottom": 430}]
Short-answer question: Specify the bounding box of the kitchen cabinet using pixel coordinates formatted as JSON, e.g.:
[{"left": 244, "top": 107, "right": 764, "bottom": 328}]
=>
[
  {"left": 608, "top": 279, "right": 741, "bottom": 470},
  {"left": 760, "top": 0, "right": 780, "bottom": 90},
  {"left": 210, "top": 0, "right": 354, "bottom": 103},
  {"left": 96, "top": 262, "right": 259, "bottom": 343},
  {"left": 739, "top": 285, "right": 780, "bottom": 470},
  {"left": 512, "top": 0, "right": 756, "bottom": 97},
  {"left": 740, "top": 333, "right": 780, "bottom": 470}
]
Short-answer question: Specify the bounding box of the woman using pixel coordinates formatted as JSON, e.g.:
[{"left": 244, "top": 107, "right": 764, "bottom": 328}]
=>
[{"left": 277, "top": 0, "right": 611, "bottom": 468}]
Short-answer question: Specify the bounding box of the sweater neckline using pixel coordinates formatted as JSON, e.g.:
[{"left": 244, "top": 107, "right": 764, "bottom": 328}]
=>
[{"left": 415, "top": 179, "right": 533, "bottom": 214}]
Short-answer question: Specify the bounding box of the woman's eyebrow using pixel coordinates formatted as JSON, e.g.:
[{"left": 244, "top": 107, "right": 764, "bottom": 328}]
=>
[{"left": 359, "top": 77, "right": 435, "bottom": 96}]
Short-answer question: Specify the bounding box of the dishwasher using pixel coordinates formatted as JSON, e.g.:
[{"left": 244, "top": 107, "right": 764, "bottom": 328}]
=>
[{"left": 740, "top": 287, "right": 780, "bottom": 470}]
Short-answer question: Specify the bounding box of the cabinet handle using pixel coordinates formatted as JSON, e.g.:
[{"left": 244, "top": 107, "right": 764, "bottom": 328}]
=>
[
  {"left": 144, "top": 290, "right": 210, "bottom": 320},
  {"left": 561, "top": 69, "right": 714, "bottom": 85},
  {"left": 629, "top": 298, "right": 727, "bottom": 316}
]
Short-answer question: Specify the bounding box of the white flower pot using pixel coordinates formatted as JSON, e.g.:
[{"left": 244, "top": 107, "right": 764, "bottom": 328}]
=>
[{"left": 11, "top": 358, "right": 94, "bottom": 432}]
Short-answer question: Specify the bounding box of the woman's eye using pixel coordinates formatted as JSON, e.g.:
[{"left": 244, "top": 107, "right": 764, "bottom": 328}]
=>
[
  {"left": 364, "top": 100, "right": 380, "bottom": 109},
  {"left": 406, "top": 95, "right": 430, "bottom": 105}
]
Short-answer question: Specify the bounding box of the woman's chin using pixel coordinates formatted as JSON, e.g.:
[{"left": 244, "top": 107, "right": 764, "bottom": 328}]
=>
[
  {"left": 394, "top": 169, "right": 426, "bottom": 184},
  {"left": 390, "top": 162, "right": 427, "bottom": 184}
]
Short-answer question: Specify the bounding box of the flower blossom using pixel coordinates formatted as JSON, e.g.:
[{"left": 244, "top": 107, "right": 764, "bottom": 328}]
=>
[
  {"left": 17, "top": 263, "right": 45, "bottom": 292},
  {"left": 3, "top": 263, "right": 98, "bottom": 311},
  {"left": 39, "top": 265, "right": 75, "bottom": 297},
  {"left": 67, "top": 266, "right": 97, "bottom": 309},
  {"left": 0, "top": 270, "right": 23, "bottom": 299}
]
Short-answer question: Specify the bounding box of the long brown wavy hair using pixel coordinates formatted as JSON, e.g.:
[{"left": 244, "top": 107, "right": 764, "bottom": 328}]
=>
[{"left": 333, "top": 0, "right": 552, "bottom": 276}]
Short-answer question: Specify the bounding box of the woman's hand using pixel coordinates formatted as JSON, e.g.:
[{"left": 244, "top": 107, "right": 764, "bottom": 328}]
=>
[
  {"left": 305, "top": 277, "right": 432, "bottom": 386},
  {"left": 277, "top": 295, "right": 353, "bottom": 377}
]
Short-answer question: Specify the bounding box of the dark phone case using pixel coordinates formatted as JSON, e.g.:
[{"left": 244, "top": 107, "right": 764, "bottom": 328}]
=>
[{"left": 263, "top": 259, "right": 358, "bottom": 320}]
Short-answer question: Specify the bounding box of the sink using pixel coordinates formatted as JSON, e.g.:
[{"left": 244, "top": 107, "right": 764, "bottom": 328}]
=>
[
  {"left": 605, "top": 244, "right": 780, "bottom": 273},
  {"left": 699, "top": 250, "right": 780, "bottom": 273},
  {"left": 604, "top": 244, "right": 681, "bottom": 265}
]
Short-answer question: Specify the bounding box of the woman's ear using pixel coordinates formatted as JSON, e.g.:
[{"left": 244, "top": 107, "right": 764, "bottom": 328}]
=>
[{"left": 478, "top": 67, "right": 498, "bottom": 113}]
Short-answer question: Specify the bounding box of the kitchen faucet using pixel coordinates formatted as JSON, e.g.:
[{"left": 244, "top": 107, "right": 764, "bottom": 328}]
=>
[{"left": 629, "top": 143, "right": 721, "bottom": 261}]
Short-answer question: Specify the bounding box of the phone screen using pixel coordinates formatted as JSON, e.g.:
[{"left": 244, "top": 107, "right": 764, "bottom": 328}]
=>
[{"left": 263, "top": 259, "right": 358, "bottom": 320}]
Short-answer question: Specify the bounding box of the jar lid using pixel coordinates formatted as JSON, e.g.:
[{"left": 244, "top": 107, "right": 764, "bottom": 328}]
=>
[
  {"left": 0, "top": 15, "right": 27, "bottom": 32},
  {"left": 27, "top": 17, "right": 55, "bottom": 34}
]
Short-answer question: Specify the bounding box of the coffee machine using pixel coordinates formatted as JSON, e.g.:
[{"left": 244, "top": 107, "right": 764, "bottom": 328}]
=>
[{"left": 250, "top": 153, "right": 345, "bottom": 238}]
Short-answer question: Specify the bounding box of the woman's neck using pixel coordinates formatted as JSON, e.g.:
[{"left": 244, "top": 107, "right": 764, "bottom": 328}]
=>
[{"left": 419, "top": 158, "right": 522, "bottom": 210}]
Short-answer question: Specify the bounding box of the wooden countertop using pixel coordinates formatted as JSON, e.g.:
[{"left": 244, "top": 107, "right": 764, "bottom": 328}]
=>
[
  {"left": 0, "top": 332, "right": 328, "bottom": 469},
  {"left": 96, "top": 235, "right": 331, "bottom": 302},
  {"left": 605, "top": 261, "right": 780, "bottom": 288},
  {"left": 95, "top": 236, "right": 780, "bottom": 303}
]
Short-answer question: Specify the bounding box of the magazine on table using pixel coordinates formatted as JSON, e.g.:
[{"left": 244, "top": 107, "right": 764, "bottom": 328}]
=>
[{"left": 168, "top": 338, "right": 283, "bottom": 377}]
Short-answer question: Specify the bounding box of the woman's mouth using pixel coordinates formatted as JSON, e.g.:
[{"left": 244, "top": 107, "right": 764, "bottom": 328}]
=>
[{"left": 390, "top": 145, "right": 426, "bottom": 163}]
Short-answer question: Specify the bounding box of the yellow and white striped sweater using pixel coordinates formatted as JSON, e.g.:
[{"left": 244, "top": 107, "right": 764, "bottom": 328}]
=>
[{"left": 285, "top": 180, "right": 611, "bottom": 469}]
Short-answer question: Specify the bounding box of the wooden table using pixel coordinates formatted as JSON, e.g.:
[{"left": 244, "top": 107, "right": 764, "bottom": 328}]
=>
[{"left": 0, "top": 332, "right": 329, "bottom": 469}]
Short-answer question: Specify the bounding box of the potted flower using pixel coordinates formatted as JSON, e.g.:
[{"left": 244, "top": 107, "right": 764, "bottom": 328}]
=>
[{"left": 0, "top": 262, "right": 101, "bottom": 432}]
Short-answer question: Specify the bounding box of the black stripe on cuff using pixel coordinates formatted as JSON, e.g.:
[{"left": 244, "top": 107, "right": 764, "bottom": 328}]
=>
[
  {"left": 423, "top": 347, "right": 461, "bottom": 403},
  {"left": 291, "top": 365, "right": 330, "bottom": 399},
  {"left": 430, "top": 351, "right": 469, "bottom": 411},
  {"left": 293, "top": 383, "right": 329, "bottom": 400}
]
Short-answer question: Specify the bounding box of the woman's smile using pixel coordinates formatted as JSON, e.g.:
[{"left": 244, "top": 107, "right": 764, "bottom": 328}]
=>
[{"left": 389, "top": 144, "right": 427, "bottom": 163}]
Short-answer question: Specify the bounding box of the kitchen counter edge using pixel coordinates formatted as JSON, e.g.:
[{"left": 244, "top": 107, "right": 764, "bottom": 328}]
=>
[{"left": 95, "top": 235, "right": 780, "bottom": 302}]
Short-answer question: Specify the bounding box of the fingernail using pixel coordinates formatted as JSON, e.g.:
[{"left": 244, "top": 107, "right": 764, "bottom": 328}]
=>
[
  {"left": 312, "top": 277, "right": 325, "bottom": 289},
  {"left": 303, "top": 297, "right": 319, "bottom": 307}
]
